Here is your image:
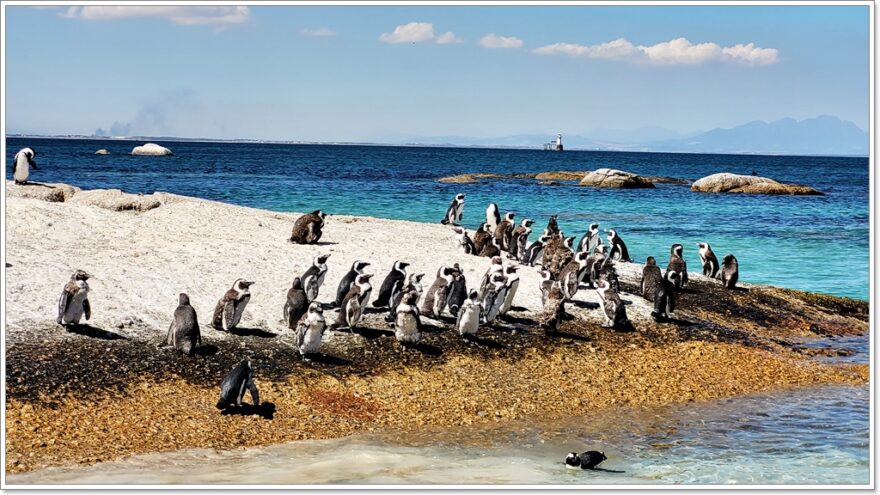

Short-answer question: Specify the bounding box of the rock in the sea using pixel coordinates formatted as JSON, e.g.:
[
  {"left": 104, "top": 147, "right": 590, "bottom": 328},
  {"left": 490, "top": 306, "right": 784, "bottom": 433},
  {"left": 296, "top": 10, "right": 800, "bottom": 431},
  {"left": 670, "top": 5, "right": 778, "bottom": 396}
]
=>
[
  {"left": 691, "top": 173, "right": 823, "bottom": 195},
  {"left": 438, "top": 173, "right": 506, "bottom": 184},
  {"left": 95, "top": 149, "right": 110, "bottom": 155},
  {"left": 579, "top": 168, "right": 655, "bottom": 189},
  {"left": 5, "top": 181, "right": 80, "bottom": 202},
  {"left": 533, "top": 171, "right": 587, "bottom": 181},
  {"left": 131, "top": 143, "right": 173, "bottom": 156},
  {"left": 68, "top": 189, "right": 163, "bottom": 212}
]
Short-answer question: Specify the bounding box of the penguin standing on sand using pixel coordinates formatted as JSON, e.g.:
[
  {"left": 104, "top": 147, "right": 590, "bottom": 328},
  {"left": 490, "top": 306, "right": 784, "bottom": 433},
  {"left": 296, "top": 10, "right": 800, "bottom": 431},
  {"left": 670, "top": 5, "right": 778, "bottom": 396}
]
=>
[
  {"left": 652, "top": 272, "right": 678, "bottom": 322},
  {"left": 478, "top": 236, "right": 502, "bottom": 258},
  {"left": 166, "top": 293, "right": 200, "bottom": 355},
  {"left": 524, "top": 232, "right": 551, "bottom": 266},
  {"left": 56, "top": 270, "right": 91, "bottom": 326},
  {"left": 420, "top": 266, "right": 458, "bottom": 318},
  {"left": 334, "top": 260, "right": 370, "bottom": 307},
  {"left": 216, "top": 359, "right": 260, "bottom": 410},
  {"left": 389, "top": 272, "right": 425, "bottom": 321},
  {"left": 509, "top": 218, "right": 534, "bottom": 260},
  {"left": 538, "top": 269, "right": 554, "bottom": 305},
  {"left": 479, "top": 256, "right": 504, "bottom": 294},
  {"left": 480, "top": 272, "right": 508, "bottom": 325},
  {"left": 373, "top": 260, "right": 409, "bottom": 309},
  {"left": 300, "top": 254, "right": 330, "bottom": 302},
  {"left": 596, "top": 279, "right": 628, "bottom": 329},
  {"left": 640, "top": 257, "right": 663, "bottom": 302},
  {"left": 283, "top": 277, "right": 309, "bottom": 329},
  {"left": 455, "top": 290, "right": 482, "bottom": 338},
  {"left": 334, "top": 273, "right": 374, "bottom": 330},
  {"left": 606, "top": 229, "right": 631, "bottom": 262},
  {"left": 441, "top": 193, "right": 465, "bottom": 225},
  {"left": 486, "top": 203, "right": 501, "bottom": 231},
  {"left": 545, "top": 215, "right": 560, "bottom": 236},
  {"left": 720, "top": 254, "right": 739, "bottom": 289},
  {"left": 498, "top": 265, "right": 520, "bottom": 315},
  {"left": 559, "top": 251, "right": 589, "bottom": 300},
  {"left": 12, "top": 147, "right": 37, "bottom": 185},
  {"left": 445, "top": 266, "right": 468, "bottom": 316},
  {"left": 452, "top": 226, "right": 476, "bottom": 255},
  {"left": 212, "top": 279, "right": 255, "bottom": 331},
  {"left": 538, "top": 281, "right": 566, "bottom": 334},
  {"left": 296, "top": 302, "right": 326, "bottom": 359},
  {"left": 289, "top": 210, "right": 327, "bottom": 244},
  {"left": 698, "top": 242, "right": 720, "bottom": 278},
  {"left": 577, "top": 223, "right": 601, "bottom": 253},
  {"left": 473, "top": 223, "right": 493, "bottom": 254},
  {"left": 394, "top": 290, "right": 422, "bottom": 346},
  {"left": 666, "top": 244, "right": 688, "bottom": 289},
  {"left": 494, "top": 212, "right": 516, "bottom": 251}
]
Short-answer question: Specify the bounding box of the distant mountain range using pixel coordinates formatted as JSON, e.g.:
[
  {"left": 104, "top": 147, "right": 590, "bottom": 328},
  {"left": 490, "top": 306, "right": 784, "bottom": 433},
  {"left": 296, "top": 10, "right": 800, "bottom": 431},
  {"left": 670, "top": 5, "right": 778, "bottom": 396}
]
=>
[{"left": 401, "top": 115, "right": 868, "bottom": 156}]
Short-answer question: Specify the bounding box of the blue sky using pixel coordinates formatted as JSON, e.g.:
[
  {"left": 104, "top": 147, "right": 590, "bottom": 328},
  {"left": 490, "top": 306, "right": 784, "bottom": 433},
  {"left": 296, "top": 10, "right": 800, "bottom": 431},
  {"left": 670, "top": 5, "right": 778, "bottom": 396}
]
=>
[{"left": 4, "top": 4, "right": 870, "bottom": 141}]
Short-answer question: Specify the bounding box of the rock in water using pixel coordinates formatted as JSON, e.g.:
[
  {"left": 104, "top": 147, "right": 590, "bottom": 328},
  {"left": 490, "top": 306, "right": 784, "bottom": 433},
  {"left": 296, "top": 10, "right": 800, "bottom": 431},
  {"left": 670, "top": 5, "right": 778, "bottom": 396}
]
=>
[
  {"left": 691, "top": 172, "right": 822, "bottom": 195},
  {"left": 131, "top": 143, "right": 173, "bottom": 156},
  {"left": 95, "top": 149, "right": 110, "bottom": 155},
  {"left": 579, "top": 168, "right": 656, "bottom": 189}
]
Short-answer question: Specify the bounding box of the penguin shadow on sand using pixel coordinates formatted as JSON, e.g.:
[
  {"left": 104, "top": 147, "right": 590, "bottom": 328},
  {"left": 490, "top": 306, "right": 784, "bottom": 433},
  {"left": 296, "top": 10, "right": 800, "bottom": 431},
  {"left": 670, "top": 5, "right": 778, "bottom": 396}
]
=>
[
  {"left": 400, "top": 342, "right": 443, "bottom": 357},
  {"left": 227, "top": 326, "right": 279, "bottom": 339},
  {"left": 545, "top": 328, "right": 592, "bottom": 342},
  {"left": 499, "top": 313, "right": 536, "bottom": 326},
  {"left": 583, "top": 466, "right": 626, "bottom": 474},
  {"left": 570, "top": 300, "right": 600, "bottom": 310},
  {"left": 418, "top": 321, "right": 448, "bottom": 334},
  {"left": 303, "top": 353, "right": 351, "bottom": 366},
  {"left": 63, "top": 323, "right": 127, "bottom": 341},
  {"left": 14, "top": 181, "right": 55, "bottom": 189},
  {"left": 350, "top": 325, "right": 395, "bottom": 341},
  {"left": 462, "top": 334, "right": 505, "bottom": 349},
  {"left": 193, "top": 344, "right": 219, "bottom": 356},
  {"left": 219, "top": 402, "right": 276, "bottom": 420}
]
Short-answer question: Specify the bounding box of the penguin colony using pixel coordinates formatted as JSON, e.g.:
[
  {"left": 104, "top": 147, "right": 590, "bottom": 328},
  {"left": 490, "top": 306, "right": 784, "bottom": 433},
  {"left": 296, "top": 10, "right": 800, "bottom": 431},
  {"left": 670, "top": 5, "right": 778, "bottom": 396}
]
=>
[{"left": 33, "top": 155, "right": 740, "bottom": 413}]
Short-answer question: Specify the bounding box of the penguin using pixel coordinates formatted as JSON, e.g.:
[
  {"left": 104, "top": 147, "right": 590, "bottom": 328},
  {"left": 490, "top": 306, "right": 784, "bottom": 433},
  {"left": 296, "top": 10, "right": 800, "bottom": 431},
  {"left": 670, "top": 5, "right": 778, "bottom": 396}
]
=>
[
  {"left": 565, "top": 452, "right": 582, "bottom": 468},
  {"left": 585, "top": 245, "right": 608, "bottom": 288},
  {"left": 334, "top": 260, "right": 370, "bottom": 307},
  {"left": 479, "top": 256, "right": 505, "bottom": 294},
  {"left": 289, "top": 210, "right": 327, "bottom": 244},
  {"left": 494, "top": 212, "right": 516, "bottom": 251},
  {"left": 666, "top": 244, "right": 688, "bottom": 289},
  {"left": 698, "top": 242, "right": 720, "bottom": 278},
  {"left": 543, "top": 235, "right": 574, "bottom": 281},
  {"left": 538, "top": 269, "right": 554, "bottom": 305},
  {"left": 166, "top": 293, "right": 200, "bottom": 355},
  {"left": 651, "top": 272, "right": 678, "bottom": 322},
  {"left": 538, "top": 281, "right": 566, "bottom": 334},
  {"left": 478, "top": 236, "right": 502, "bottom": 258},
  {"left": 480, "top": 272, "right": 508, "bottom": 325},
  {"left": 12, "top": 147, "right": 38, "bottom": 185},
  {"left": 283, "top": 277, "right": 309, "bottom": 330},
  {"left": 334, "top": 273, "right": 374, "bottom": 330},
  {"left": 420, "top": 266, "right": 458, "bottom": 318},
  {"left": 389, "top": 272, "right": 425, "bottom": 321},
  {"left": 498, "top": 265, "right": 520, "bottom": 315},
  {"left": 595, "top": 278, "right": 628, "bottom": 329},
  {"left": 559, "top": 251, "right": 589, "bottom": 300},
  {"left": 56, "top": 269, "right": 91, "bottom": 326},
  {"left": 606, "top": 229, "right": 631, "bottom": 262},
  {"left": 445, "top": 267, "right": 468, "bottom": 316},
  {"left": 720, "top": 254, "right": 739, "bottom": 289},
  {"left": 211, "top": 279, "right": 255, "bottom": 331},
  {"left": 577, "top": 223, "right": 601, "bottom": 253},
  {"left": 640, "top": 256, "right": 663, "bottom": 302},
  {"left": 394, "top": 290, "right": 422, "bottom": 346},
  {"left": 300, "top": 254, "right": 331, "bottom": 302},
  {"left": 486, "top": 203, "right": 501, "bottom": 231},
  {"left": 441, "top": 193, "right": 465, "bottom": 225},
  {"left": 524, "top": 233, "right": 552, "bottom": 266},
  {"left": 509, "top": 218, "right": 534, "bottom": 260},
  {"left": 575, "top": 451, "right": 607, "bottom": 470},
  {"left": 455, "top": 290, "right": 482, "bottom": 338},
  {"left": 373, "top": 260, "right": 409, "bottom": 309},
  {"left": 452, "top": 226, "right": 476, "bottom": 255},
  {"left": 216, "top": 359, "right": 260, "bottom": 410},
  {"left": 472, "top": 223, "right": 493, "bottom": 254},
  {"left": 295, "top": 302, "right": 326, "bottom": 358},
  {"left": 594, "top": 254, "right": 621, "bottom": 293},
  {"left": 545, "top": 214, "right": 560, "bottom": 236}
]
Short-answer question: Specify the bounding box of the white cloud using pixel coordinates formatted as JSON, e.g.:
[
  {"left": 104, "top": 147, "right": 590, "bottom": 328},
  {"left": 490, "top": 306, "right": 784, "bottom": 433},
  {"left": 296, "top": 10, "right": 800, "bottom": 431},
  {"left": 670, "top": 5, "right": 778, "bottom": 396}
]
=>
[
  {"left": 379, "top": 22, "right": 435, "bottom": 44},
  {"left": 479, "top": 34, "right": 523, "bottom": 49},
  {"left": 532, "top": 37, "right": 779, "bottom": 66},
  {"left": 62, "top": 6, "right": 250, "bottom": 26},
  {"left": 301, "top": 27, "right": 337, "bottom": 37},
  {"left": 435, "top": 31, "right": 462, "bottom": 44}
]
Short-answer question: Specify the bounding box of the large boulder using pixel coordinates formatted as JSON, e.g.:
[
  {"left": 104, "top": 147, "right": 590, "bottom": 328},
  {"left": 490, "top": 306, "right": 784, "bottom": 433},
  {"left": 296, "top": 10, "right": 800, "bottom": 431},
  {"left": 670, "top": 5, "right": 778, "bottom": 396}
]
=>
[
  {"left": 579, "top": 168, "right": 655, "bottom": 189},
  {"left": 691, "top": 173, "right": 823, "bottom": 195},
  {"left": 5, "top": 181, "right": 80, "bottom": 202},
  {"left": 533, "top": 171, "right": 587, "bottom": 181},
  {"left": 131, "top": 143, "right": 173, "bottom": 156},
  {"left": 67, "top": 189, "right": 163, "bottom": 212}
]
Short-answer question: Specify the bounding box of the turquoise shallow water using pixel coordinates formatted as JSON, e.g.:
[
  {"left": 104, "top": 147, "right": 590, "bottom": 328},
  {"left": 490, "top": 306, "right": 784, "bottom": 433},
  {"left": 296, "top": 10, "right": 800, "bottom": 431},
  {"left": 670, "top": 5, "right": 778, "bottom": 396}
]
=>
[{"left": 6, "top": 138, "right": 868, "bottom": 300}]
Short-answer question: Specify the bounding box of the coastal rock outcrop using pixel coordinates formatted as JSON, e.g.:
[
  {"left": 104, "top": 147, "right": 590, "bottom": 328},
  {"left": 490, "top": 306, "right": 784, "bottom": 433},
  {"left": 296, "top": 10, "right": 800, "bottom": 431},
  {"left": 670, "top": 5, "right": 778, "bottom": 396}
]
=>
[
  {"left": 5, "top": 181, "right": 80, "bottom": 203},
  {"left": 131, "top": 143, "right": 173, "bottom": 156},
  {"left": 579, "top": 168, "right": 655, "bottom": 189},
  {"left": 691, "top": 173, "right": 823, "bottom": 195},
  {"left": 67, "top": 189, "right": 163, "bottom": 212},
  {"left": 95, "top": 149, "right": 110, "bottom": 155}
]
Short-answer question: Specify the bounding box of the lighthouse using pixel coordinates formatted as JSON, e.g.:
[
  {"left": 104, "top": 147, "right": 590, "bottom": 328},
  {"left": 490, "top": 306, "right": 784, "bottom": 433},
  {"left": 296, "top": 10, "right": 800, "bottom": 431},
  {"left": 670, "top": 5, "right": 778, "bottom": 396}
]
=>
[{"left": 555, "top": 133, "right": 563, "bottom": 151}]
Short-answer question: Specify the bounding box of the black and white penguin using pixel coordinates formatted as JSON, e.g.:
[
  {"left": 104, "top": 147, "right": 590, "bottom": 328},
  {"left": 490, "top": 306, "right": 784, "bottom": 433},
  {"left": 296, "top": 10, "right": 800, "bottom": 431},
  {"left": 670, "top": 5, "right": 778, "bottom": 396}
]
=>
[
  {"left": 455, "top": 290, "right": 482, "bottom": 338},
  {"left": 596, "top": 279, "right": 628, "bottom": 329},
  {"left": 334, "top": 273, "right": 374, "bottom": 330},
  {"left": 720, "top": 254, "right": 739, "bottom": 289},
  {"left": 296, "top": 302, "right": 326, "bottom": 358},
  {"left": 211, "top": 279, "right": 255, "bottom": 331},
  {"left": 666, "top": 244, "right": 688, "bottom": 289},
  {"left": 389, "top": 272, "right": 425, "bottom": 321},
  {"left": 494, "top": 212, "right": 516, "bottom": 251},
  {"left": 479, "top": 256, "right": 505, "bottom": 294},
  {"left": 479, "top": 272, "right": 508, "bottom": 325},
  {"left": 373, "top": 260, "right": 409, "bottom": 309},
  {"left": 394, "top": 290, "right": 422, "bottom": 346},
  {"left": 524, "top": 232, "right": 552, "bottom": 266},
  {"left": 334, "top": 260, "right": 370, "bottom": 307},
  {"left": 538, "top": 269, "right": 554, "bottom": 305},
  {"left": 420, "top": 266, "right": 458, "bottom": 318},
  {"left": 698, "top": 242, "right": 720, "bottom": 278},
  {"left": 12, "top": 147, "right": 38, "bottom": 184},
  {"left": 545, "top": 214, "right": 560, "bottom": 236},
  {"left": 594, "top": 253, "right": 621, "bottom": 293},
  {"left": 478, "top": 236, "right": 502, "bottom": 258},
  {"left": 559, "top": 251, "right": 589, "bottom": 300},
  {"left": 509, "top": 218, "right": 534, "bottom": 260},
  {"left": 498, "top": 265, "right": 520, "bottom": 315},
  {"left": 283, "top": 277, "right": 309, "bottom": 329},
  {"left": 472, "top": 223, "right": 493, "bottom": 254},
  {"left": 445, "top": 266, "right": 468, "bottom": 316},
  {"left": 565, "top": 451, "right": 607, "bottom": 470},
  {"left": 606, "top": 229, "right": 631, "bottom": 262},
  {"left": 651, "top": 272, "right": 678, "bottom": 322},
  {"left": 441, "top": 193, "right": 465, "bottom": 225},
  {"left": 452, "top": 226, "right": 476, "bottom": 255},
  {"left": 300, "top": 254, "right": 331, "bottom": 302},
  {"left": 486, "top": 203, "right": 501, "bottom": 231},
  {"left": 640, "top": 257, "right": 663, "bottom": 302},
  {"left": 56, "top": 269, "right": 91, "bottom": 326},
  {"left": 577, "top": 223, "right": 601, "bottom": 253},
  {"left": 166, "top": 293, "right": 200, "bottom": 355},
  {"left": 216, "top": 359, "right": 260, "bottom": 410},
  {"left": 585, "top": 245, "right": 608, "bottom": 288},
  {"left": 290, "top": 210, "right": 327, "bottom": 244},
  {"left": 538, "top": 281, "right": 566, "bottom": 334}
]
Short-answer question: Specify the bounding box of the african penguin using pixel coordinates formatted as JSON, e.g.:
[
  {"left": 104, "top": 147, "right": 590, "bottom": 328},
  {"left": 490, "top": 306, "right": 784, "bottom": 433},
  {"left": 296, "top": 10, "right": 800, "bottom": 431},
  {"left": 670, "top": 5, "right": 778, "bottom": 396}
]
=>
[
  {"left": 283, "top": 277, "right": 309, "bottom": 329},
  {"left": 480, "top": 272, "right": 508, "bottom": 325},
  {"left": 720, "top": 254, "right": 739, "bottom": 289},
  {"left": 334, "top": 260, "right": 370, "bottom": 307},
  {"left": 538, "top": 281, "right": 566, "bottom": 334},
  {"left": 577, "top": 223, "right": 601, "bottom": 253},
  {"left": 296, "top": 301, "right": 326, "bottom": 358},
  {"left": 289, "top": 210, "right": 327, "bottom": 244},
  {"left": 486, "top": 203, "right": 501, "bottom": 231},
  {"left": 524, "top": 233, "right": 551, "bottom": 266},
  {"left": 472, "top": 223, "right": 493, "bottom": 254},
  {"left": 651, "top": 272, "right": 678, "bottom": 322},
  {"left": 640, "top": 256, "right": 663, "bottom": 302},
  {"left": 420, "top": 266, "right": 458, "bottom": 318},
  {"left": 388, "top": 272, "right": 425, "bottom": 321},
  {"left": 538, "top": 269, "right": 554, "bottom": 305},
  {"left": 300, "top": 254, "right": 330, "bottom": 302},
  {"left": 494, "top": 212, "right": 516, "bottom": 251},
  {"left": 12, "top": 147, "right": 37, "bottom": 185},
  {"left": 559, "top": 251, "right": 589, "bottom": 300},
  {"left": 166, "top": 293, "right": 200, "bottom": 355},
  {"left": 545, "top": 214, "right": 560, "bottom": 236},
  {"left": 565, "top": 451, "right": 607, "bottom": 470},
  {"left": 211, "top": 279, "right": 255, "bottom": 331},
  {"left": 445, "top": 266, "right": 468, "bottom": 316},
  {"left": 216, "top": 359, "right": 260, "bottom": 410},
  {"left": 455, "top": 290, "right": 482, "bottom": 338},
  {"left": 498, "top": 265, "right": 520, "bottom": 315},
  {"left": 509, "top": 218, "right": 534, "bottom": 260},
  {"left": 452, "top": 226, "right": 476, "bottom": 255},
  {"left": 373, "top": 260, "right": 409, "bottom": 309},
  {"left": 441, "top": 193, "right": 465, "bottom": 225},
  {"left": 394, "top": 290, "right": 422, "bottom": 346},
  {"left": 335, "top": 273, "right": 374, "bottom": 330},
  {"left": 596, "top": 279, "right": 628, "bottom": 330},
  {"left": 56, "top": 269, "right": 91, "bottom": 326},
  {"left": 479, "top": 256, "right": 505, "bottom": 294},
  {"left": 666, "top": 244, "right": 688, "bottom": 289},
  {"left": 698, "top": 242, "right": 720, "bottom": 278},
  {"left": 606, "top": 229, "right": 631, "bottom": 262}
]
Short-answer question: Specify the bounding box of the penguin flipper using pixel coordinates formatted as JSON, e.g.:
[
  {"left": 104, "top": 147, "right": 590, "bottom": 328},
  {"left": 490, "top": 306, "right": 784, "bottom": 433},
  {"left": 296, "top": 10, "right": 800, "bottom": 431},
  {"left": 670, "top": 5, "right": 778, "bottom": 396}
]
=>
[
  {"left": 57, "top": 290, "right": 70, "bottom": 324},
  {"left": 248, "top": 379, "right": 260, "bottom": 406},
  {"left": 223, "top": 301, "right": 236, "bottom": 330},
  {"left": 83, "top": 298, "right": 91, "bottom": 321}
]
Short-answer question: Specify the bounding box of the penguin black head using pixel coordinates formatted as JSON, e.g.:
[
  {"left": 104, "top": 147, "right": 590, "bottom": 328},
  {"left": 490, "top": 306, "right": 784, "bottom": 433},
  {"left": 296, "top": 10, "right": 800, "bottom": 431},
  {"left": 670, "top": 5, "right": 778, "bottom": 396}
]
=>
[
  {"left": 564, "top": 236, "right": 575, "bottom": 248},
  {"left": 291, "top": 277, "right": 303, "bottom": 289},
  {"left": 671, "top": 244, "right": 684, "bottom": 257},
  {"left": 468, "top": 289, "right": 479, "bottom": 301},
  {"left": 539, "top": 269, "right": 551, "bottom": 281},
  {"left": 606, "top": 229, "right": 617, "bottom": 238},
  {"left": 316, "top": 254, "right": 331, "bottom": 264},
  {"left": 354, "top": 260, "right": 370, "bottom": 271},
  {"left": 698, "top": 242, "right": 709, "bottom": 251},
  {"left": 178, "top": 293, "right": 191, "bottom": 306},
  {"left": 646, "top": 256, "right": 656, "bottom": 266},
  {"left": 723, "top": 254, "right": 738, "bottom": 265},
  {"left": 311, "top": 209, "right": 326, "bottom": 219},
  {"left": 356, "top": 273, "right": 374, "bottom": 284},
  {"left": 505, "top": 212, "right": 516, "bottom": 221},
  {"left": 71, "top": 270, "right": 91, "bottom": 281},
  {"left": 576, "top": 251, "right": 589, "bottom": 262},
  {"left": 505, "top": 265, "right": 519, "bottom": 274},
  {"left": 395, "top": 261, "right": 410, "bottom": 271},
  {"left": 235, "top": 279, "right": 256, "bottom": 290},
  {"left": 412, "top": 273, "right": 425, "bottom": 283},
  {"left": 490, "top": 256, "right": 503, "bottom": 265},
  {"left": 523, "top": 218, "right": 534, "bottom": 227},
  {"left": 456, "top": 193, "right": 465, "bottom": 201},
  {"left": 308, "top": 301, "right": 323, "bottom": 314},
  {"left": 589, "top": 223, "right": 599, "bottom": 231},
  {"left": 565, "top": 452, "right": 581, "bottom": 467}
]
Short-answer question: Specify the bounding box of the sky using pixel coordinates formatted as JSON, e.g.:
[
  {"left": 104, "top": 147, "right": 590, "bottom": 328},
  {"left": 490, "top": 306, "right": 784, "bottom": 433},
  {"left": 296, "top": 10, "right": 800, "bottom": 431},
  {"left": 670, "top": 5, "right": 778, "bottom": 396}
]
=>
[{"left": 3, "top": 4, "right": 871, "bottom": 142}]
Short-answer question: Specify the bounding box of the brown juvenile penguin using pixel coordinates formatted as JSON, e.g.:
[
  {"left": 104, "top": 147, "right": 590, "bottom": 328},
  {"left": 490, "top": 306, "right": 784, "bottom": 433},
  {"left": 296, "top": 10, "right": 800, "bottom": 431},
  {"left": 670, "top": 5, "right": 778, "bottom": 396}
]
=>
[{"left": 290, "top": 210, "right": 327, "bottom": 244}]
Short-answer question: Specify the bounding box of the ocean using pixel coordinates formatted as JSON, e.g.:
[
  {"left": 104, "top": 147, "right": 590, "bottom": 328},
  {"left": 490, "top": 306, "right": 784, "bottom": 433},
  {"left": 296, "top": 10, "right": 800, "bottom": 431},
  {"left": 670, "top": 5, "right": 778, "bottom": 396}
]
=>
[{"left": 5, "top": 137, "right": 868, "bottom": 300}]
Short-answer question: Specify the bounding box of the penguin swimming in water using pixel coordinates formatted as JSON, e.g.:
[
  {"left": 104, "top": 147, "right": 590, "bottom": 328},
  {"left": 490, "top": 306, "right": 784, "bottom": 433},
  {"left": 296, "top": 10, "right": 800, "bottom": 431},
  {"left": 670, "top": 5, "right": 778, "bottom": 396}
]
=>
[
  {"left": 12, "top": 147, "right": 38, "bottom": 185},
  {"left": 651, "top": 272, "right": 678, "bottom": 322},
  {"left": 296, "top": 302, "right": 326, "bottom": 358},
  {"left": 494, "top": 212, "right": 516, "bottom": 251},
  {"left": 300, "top": 254, "right": 330, "bottom": 302},
  {"left": 334, "top": 260, "right": 370, "bottom": 307},
  {"left": 565, "top": 451, "right": 607, "bottom": 470},
  {"left": 452, "top": 226, "right": 476, "bottom": 255},
  {"left": 441, "top": 193, "right": 465, "bottom": 225},
  {"left": 666, "top": 244, "right": 688, "bottom": 289},
  {"left": 283, "top": 277, "right": 309, "bottom": 329},
  {"left": 577, "top": 223, "right": 601, "bottom": 253},
  {"left": 289, "top": 210, "right": 327, "bottom": 244},
  {"left": 166, "top": 293, "right": 200, "bottom": 355},
  {"left": 720, "top": 254, "right": 739, "bottom": 289},
  {"left": 606, "top": 229, "right": 631, "bottom": 262},
  {"left": 698, "top": 242, "right": 720, "bottom": 278},
  {"left": 596, "top": 279, "right": 628, "bottom": 330},
  {"left": 455, "top": 289, "right": 482, "bottom": 338},
  {"left": 216, "top": 359, "right": 260, "bottom": 410},
  {"left": 486, "top": 203, "right": 501, "bottom": 231},
  {"left": 509, "top": 218, "right": 534, "bottom": 260},
  {"left": 212, "top": 279, "right": 255, "bottom": 331},
  {"left": 639, "top": 256, "right": 663, "bottom": 302},
  {"left": 373, "top": 260, "right": 409, "bottom": 309},
  {"left": 334, "top": 273, "right": 374, "bottom": 330},
  {"left": 56, "top": 269, "right": 91, "bottom": 326},
  {"left": 394, "top": 290, "right": 422, "bottom": 346}
]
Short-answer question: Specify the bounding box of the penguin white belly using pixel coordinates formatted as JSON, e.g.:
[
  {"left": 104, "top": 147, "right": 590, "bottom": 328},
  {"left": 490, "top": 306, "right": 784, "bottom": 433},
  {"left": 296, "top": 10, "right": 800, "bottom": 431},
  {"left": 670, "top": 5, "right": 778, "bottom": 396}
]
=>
[
  {"left": 457, "top": 305, "right": 480, "bottom": 336},
  {"left": 13, "top": 157, "right": 29, "bottom": 183},
  {"left": 299, "top": 322, "right": 324, "bottom": 354},
  {"left": 62, "top": 290, "right": 88, "bottom": 324},
  {"left": 486, "top": 288, "right": 506, "bottom": 323},
  {"left": 500, "top": 280, "right": 519, "bottom": 314},
  {"left": 226, "top": 299, "right": 248, "bottom": 330},
  {"left": 395, "top": 310, "right": 420, "bottom": 344},
  {"left": 431, "top": 289, "right": 446, "bottom": 317}
]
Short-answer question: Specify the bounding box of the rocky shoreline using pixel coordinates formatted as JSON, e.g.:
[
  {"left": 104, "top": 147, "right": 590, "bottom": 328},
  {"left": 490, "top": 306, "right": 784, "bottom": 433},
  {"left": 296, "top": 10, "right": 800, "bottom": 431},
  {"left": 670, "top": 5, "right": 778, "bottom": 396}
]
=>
[{"left": 4, "top": 182, "right": 868, "bottom": 475}]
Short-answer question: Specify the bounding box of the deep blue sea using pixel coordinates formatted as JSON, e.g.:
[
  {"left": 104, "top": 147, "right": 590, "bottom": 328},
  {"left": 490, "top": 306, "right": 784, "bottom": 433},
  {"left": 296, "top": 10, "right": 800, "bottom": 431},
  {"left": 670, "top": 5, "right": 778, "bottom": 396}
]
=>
[{"left": 5, "top": 137, "right": 869, "bottom": 300}]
